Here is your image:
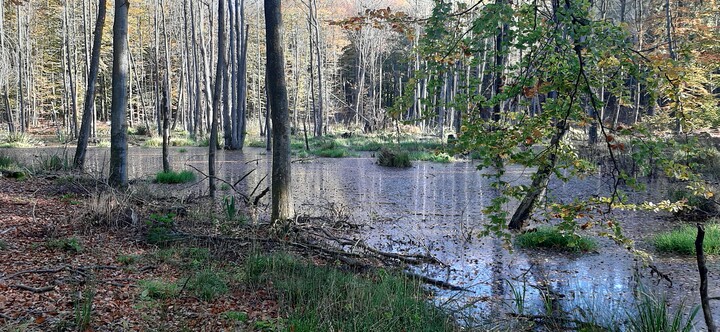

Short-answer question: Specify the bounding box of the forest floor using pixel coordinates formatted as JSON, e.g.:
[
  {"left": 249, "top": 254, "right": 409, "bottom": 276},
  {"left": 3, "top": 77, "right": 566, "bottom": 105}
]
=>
[{"left": 0, "top": 177, "right": 281, "bottom": 331}]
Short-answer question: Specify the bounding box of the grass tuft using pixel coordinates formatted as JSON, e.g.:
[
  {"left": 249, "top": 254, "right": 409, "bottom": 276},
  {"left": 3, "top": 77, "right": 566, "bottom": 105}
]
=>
[
  {"left": 188, "top": 269, "right": 229, "bottom": 301},
  {"left": 245, "top": 254, "right": 455, "bottom": 332},
  {"left": 652, "top": 223, "right": 720, "bottom": 255},
  {"left": 46, "top": 237, "right": 83, "bottom": 253},
  {"left": 139, "top": 279, "right": 179, "bottom": 299},
  {"left": 627, "top": 289, "right": 698, "bottom": 332},
  {"left": 155, "top": 170, "right": 196, "bottom": 184},
  {"left": 515, "top": 227, "right": 597, "bottom": 252},
  {"left": 378, "top": 149, "right": 412, "bottom": 168}
]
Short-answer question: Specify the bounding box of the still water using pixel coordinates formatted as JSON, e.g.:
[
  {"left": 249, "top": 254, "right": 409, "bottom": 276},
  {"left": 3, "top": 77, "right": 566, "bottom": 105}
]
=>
[{"left": 4, "top": 146, "right": 718, "bottom": 327}]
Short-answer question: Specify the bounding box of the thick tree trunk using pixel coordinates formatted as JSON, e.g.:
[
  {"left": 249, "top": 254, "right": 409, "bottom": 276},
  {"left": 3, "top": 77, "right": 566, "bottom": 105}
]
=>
[
  {"left": 109, "top": 0, "right": 130, "bottom": 187},
  {"left": 265, "top": 0, "right": 294, "bottom": 223},
  {"left": 74, "top": 0, "right": 107, "bottom": 169},
  {"left": 209, "top": 0, "right": 227, "bottom": 199}
]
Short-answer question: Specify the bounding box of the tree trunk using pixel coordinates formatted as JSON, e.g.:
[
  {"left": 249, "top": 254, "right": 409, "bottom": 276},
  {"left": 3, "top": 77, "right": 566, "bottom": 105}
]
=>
[
  {"left": 162, "top": 84, "right": 171, "bottom": 173},
  {"left": 209, "top": 0, "right": 227, "bottom": 199},
  {"left": 310, "top": 0, "right": 323, "bottom": 137},
  {"left": 74, "top": 0, "right": 107, "bottom": 169},
  {"left": 109, "top": 0, "right": 130, "bottom": 188},
  {"left": 265, "top": 0, "right": 294, "bottom": 223},
  {"left": 696, "top": 223, "right": 717, "bottom": 332}
]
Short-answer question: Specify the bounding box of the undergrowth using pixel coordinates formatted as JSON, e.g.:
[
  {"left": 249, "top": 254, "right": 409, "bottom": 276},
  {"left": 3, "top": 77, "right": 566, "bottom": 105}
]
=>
[
  {"left": 653, "top": 222, "right": 720, "bottom": 255},
  {"left": 378, "top": 149, "right": 411, "bottom": 168},
  {"left": 244, "top": 253, "right": 456, "bottom": 332},
  {"left": 515, "top": 227, "right": 597, "bottom": 252},
  {"left": 155, "top": 170, "right": 196, "bottom": 184}
]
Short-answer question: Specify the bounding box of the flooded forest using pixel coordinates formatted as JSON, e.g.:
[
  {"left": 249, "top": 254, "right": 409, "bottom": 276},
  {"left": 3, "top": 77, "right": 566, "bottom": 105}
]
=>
[{"left": 0, "top": 0, "right": 719, "bottom": 331}]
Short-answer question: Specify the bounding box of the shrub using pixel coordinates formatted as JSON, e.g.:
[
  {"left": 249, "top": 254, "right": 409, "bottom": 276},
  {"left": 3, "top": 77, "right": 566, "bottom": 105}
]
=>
[
  {"left": 155, "top": 170, "right": 196, "bottom": 184},
  {"left": 515, "top": 227, "right": 597, "bottom": 252},
  {"left": 653, "top": 223, "right": 720, "bottom": 255},
  {"left": 378, "top": 149, "right": 411, "bottom": 168},
  {"left": 130, "top": 125, "right": 151, "bottom": 136},
  {"left": 668, "top": 187, "right": 718, "bottom": 220}
]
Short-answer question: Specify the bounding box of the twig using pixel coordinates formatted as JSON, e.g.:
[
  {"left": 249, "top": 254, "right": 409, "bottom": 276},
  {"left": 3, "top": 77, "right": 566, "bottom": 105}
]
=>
[
  {"left": 648, "top": 264, "right": 673, "bottom": 287},
  {"left": 2, "top": 266, "right": 67, "bottom": 280},
  {"left": 11, "top": 284, "right": 55, "bottom": 293},
  {"left": 0, "top": 227, "right": 16, "bottom": 235},
  {"left": 507, "top": 313, "right": 602, "bottom": 329},
  {"left": 253, "top": 187, "right": 270, "bottom": 206},
  {"left": 402, "top": 271, "right": 469, "bottom": 291}
]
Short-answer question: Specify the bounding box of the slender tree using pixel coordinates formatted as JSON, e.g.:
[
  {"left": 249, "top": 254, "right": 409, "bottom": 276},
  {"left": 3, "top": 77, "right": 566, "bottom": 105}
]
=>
[
  {"left": 109, "top": 0, "right": 130, "bottom": 187},
  {"left": 74, "top": 0, "right": 107, "bottom": 169},
  {"left": 265, "top": 0, "right": 293, "bottom": 223},
  {"left": 210, "top": 0, "right": 227, "bottom": 199}
]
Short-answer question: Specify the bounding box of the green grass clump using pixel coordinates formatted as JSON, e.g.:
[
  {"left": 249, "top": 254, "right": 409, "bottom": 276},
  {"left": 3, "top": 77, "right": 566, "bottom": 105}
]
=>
[
  {"left": 188, "top": 269, "right": 229, "bottom": 301},
  {"left": 0, "top": 132, "right": 34, "bottom": 148},
  {"left": 312, "top": 147, "right": 352, "bottom": 158},
  {"left": 245, "top": 254, "right": 455, "bottom": 332},
  {"left": 155, "top": 170, "right": 196, "bottom": 184},
  {"left": 0, "top": 155, "right": 16, "bottom": 168},
  {"left": 627, "top": 289, "right": 698, "bottom": 332},
  {"left": 139, "top": 279, "right": 179, "bottom": 299},
  {"left": 378, "top": 149, "right": 412, "bottom": 168},
  {"left": 46, "top": 237, "right": 83, "bottom": 253},
  {"left": 515, "top": 227, "right": 597, "bottom": 252},
  {"left": 246, "top": 139, "right": 266, "bottom": 148},
  {"left": 652, "top": 223, "right": 720, "bottom": 255},
  {"left": 409, "top": 151, "right": 453, "bottom": 163},
  {"left": 116, "top": 254, "right": 138, "bottom": 266}
]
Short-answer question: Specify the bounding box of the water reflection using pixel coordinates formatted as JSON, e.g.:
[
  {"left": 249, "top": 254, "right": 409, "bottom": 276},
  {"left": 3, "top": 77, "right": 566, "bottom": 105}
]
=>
[{"left": 3, "top": 146, "right": 716, "bottom": 325}]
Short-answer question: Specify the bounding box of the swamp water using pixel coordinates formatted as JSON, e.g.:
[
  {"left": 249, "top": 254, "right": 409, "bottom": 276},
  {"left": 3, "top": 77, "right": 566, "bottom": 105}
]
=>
[{"left": 4, "top": 146, "right": 718, "bottom": 329}]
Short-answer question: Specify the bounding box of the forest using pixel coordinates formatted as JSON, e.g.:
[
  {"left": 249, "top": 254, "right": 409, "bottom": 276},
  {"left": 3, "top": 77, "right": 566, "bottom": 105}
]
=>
[{"left": 0, "top": 0, "right": 719, "bottom": 330}]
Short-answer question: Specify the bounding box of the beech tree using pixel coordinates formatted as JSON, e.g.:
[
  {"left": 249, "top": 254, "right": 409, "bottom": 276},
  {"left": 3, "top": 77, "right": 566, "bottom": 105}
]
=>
[
  {"left": 74, "top": 0, "right": 107, "bottom": 169},
  {"left": 109, "top": 0, "right": 130, "bottom": 187},
  {"left": 265, "top": 0, "right": 294, "bottom": 223}
]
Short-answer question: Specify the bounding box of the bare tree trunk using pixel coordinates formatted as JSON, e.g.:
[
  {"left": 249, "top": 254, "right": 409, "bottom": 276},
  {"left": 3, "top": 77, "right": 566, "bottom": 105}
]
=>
[
  {"left": 237, "top": 21, "right": 249, "bottom": 148},
  {"left": 63, "top": 4, "right": 78, "bottom": 138},
  {"left": 74, "top": 0, "right": 107, "bottom": 169},
  {"left": 16, "top": 6, "right": 26, "bottom": 133},
  {"left": 189, "top": 0, "right": 203, "bottom": 136},
  {"left": 696, "top": 223, "right": 717, "bottom": 332},
  {"left": 309, "top": 0, "right": 323, "bottom": 137},
  {"left": 200, "top": 9, "right": 214, "bottom": 135},
  {"left": 162, "top": 85, "right": 171, "bottom": 173},
  {"left": 109, "top": 0, "right": 130, "bottom": 188},
  {"left": 209, "top": 0, "right": 227, "bottom": 199},
  {"left": 265, "top": 0, "right": 294, "bottom": 223}
]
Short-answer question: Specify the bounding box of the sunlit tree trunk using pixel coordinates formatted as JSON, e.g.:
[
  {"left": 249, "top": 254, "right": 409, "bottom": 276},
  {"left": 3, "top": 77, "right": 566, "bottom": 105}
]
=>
[
  {"left": 109, "top": 0, "right": 130, "bottom": 187},
  {"left": 209, "top": 0, "right": 227, "bottom": 199},
  {"left": 265, "top": 0, "right": 294, "bottom": 223},
  {"left": 74, "top": 0, "right": 107, "bottom": 169}
]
